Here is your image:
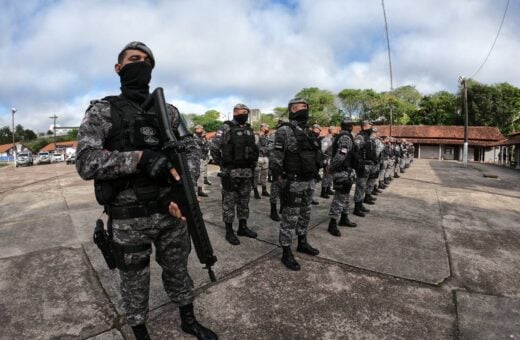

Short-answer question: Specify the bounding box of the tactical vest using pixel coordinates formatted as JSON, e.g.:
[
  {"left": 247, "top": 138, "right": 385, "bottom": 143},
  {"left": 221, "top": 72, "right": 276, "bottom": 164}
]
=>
[
  {"left": 358, "top": 131, "right": 378, "bottom": 162},
  {"left": 221, "top": 121, "right": 258, "bottom": 168},
  {"left": 332, "top": 130, "right": 356, "bottom": 169},
  {"left": 94, "top": 95, "right": 165, "bottom": 207},
  {"left": 283, "top": 124, "right": 320, "bottom": 180},
  {"left": 103, "top": 95, "right": 164, "bottom": 152}
]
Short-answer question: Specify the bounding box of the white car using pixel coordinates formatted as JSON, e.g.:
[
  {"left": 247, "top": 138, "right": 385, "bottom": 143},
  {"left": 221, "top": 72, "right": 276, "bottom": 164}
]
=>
[{"left": 52, "top": 154, "right": 64, "bottom": 162}]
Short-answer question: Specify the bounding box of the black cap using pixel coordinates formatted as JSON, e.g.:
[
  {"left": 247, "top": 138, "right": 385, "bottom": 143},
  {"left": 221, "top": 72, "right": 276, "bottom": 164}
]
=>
[{"left": 120, "top": 41, "right": 155, "bottom": 68}]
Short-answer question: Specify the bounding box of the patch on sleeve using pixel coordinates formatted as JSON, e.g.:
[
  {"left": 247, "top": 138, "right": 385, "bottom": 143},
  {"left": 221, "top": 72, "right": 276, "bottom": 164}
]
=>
[
  {"left": 216, "top": 130, "right": 223, "bottom": 137},
  {"left": 274, "top": 142, "right": 284, "bottom": 150},
  {"left": 339, "top": 148, "right": 348, "bottom": 155}
]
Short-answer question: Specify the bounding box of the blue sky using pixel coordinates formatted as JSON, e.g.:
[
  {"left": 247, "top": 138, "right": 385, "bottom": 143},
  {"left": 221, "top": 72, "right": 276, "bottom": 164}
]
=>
[{"left": 0, "top": 0, "right": 519, "bottom": 132}]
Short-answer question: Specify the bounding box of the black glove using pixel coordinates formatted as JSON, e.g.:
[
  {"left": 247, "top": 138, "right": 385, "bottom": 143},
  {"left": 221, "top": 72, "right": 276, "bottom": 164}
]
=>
[{"left": 137, "top": 150, "right": 174, "bottom": 180}]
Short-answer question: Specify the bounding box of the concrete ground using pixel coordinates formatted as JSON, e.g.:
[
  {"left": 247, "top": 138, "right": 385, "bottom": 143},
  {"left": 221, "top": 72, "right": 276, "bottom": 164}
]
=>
[{"left": 0, "top": 159, "right": 519, "bottom": 340}]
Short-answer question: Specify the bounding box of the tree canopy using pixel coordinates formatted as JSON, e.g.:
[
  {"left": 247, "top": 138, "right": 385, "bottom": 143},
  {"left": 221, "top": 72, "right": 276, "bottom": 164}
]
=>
[{"left": 270, "top": 81, "right": 520, "bottom": 135}]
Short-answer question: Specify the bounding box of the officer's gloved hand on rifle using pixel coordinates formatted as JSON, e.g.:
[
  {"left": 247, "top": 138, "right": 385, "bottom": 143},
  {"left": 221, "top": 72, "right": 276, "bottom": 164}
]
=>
[{"left": 138, "top": 149, "right": 175, "bottom": 183}]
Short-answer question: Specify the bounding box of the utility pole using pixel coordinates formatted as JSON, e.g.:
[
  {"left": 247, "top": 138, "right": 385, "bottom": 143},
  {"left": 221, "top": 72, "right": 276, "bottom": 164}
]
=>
[
  {"left": 49, "top": 114, "right": 58, "bottom": 151},
  {"left": 11, "top": 108, "right": 17, "bottom": 163},
  {"left": 458, "top": 76, "right": 469, "bottom": 167},
  {"left": 381, "top": 0, "right": 394, "bottom": 137}
]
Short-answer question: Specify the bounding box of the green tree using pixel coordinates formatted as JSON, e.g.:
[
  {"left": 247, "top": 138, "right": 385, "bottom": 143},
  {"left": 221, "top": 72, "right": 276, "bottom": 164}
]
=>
[
  {"left": 392, "top": 85, "right": 422, "bottom": 106},
  {"left": 0, "top": 126, "right": 13, "bottom": 144},
  {"left": 192, "top": 110, "right": 224, "bottom": 132},
  {"left": 413, "top": 91, "right": 460, "bottom": 125},
  {"left": 67, "top": 129, "right": 79, "bottom": 140}
]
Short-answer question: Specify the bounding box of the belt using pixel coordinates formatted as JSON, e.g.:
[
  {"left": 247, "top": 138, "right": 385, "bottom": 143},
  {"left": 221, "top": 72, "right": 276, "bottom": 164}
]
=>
[{"left": 108, "top": 201, "right": 161, "bottom": 219}]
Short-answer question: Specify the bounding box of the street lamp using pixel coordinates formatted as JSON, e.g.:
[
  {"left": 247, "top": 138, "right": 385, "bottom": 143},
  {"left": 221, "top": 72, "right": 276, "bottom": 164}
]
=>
[
  {"left": 11, "top": 108, "right": 17, "bottom": 163},
  {"left": 458, "top": 76, "right": 469, "bottom": 167}
]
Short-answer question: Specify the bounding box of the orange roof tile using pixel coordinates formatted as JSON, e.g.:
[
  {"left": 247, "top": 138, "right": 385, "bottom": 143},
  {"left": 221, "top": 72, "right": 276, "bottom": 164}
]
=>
[{"left": 39, "top": 141, "right": 78, "bottom": 152}]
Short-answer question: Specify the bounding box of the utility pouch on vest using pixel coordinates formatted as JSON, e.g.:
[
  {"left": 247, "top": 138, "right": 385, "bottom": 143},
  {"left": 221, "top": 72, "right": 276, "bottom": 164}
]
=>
[
  {"left": 94, "top": 180, "right": 119, "bottom": 206},
  {"left": 132, "top": 176, "right": 160, "bottom": 202},
  {"left": 221, "top": 144, "right": 234, "bottom": 166}
]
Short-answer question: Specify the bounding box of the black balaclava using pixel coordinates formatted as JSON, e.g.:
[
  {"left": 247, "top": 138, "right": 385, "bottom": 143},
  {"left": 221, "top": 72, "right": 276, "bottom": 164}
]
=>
[
  {"left": 289, "top": 109, "right": 309, "bottom": 124},
  {"left": 234, "top": 114, "right": 248, "bottom": 125},
  {"left": 119, "top": 61, "right": 152, "bottom": 104}
]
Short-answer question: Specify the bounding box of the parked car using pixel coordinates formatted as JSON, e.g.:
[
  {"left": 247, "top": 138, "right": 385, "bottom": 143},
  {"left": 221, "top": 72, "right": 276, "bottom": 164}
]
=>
[
  {"left": 52, "top": 153, "right": 64, "bottom": 162},
  {"left": 37, "top": 152, "right": 51, "bottom": 165},
  {"left": 66, "top": 154, "right": 76, "bottom": 165},
  {"left": 16, "top": 152, "right": 33, "bottom": 167}
]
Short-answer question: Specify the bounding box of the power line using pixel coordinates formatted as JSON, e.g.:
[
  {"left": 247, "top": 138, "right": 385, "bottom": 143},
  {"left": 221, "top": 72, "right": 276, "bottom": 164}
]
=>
[{"left": 469, "top": 0, "right": 510, "bottom": 79}]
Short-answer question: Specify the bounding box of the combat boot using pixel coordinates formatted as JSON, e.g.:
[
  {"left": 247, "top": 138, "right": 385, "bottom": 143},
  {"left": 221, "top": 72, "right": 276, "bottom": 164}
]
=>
[
  {"left": 353, "top": 202, "right": 366, "bottom": 217},
  {"left": 281, "top": 246, "right": 300, "bottom": 271},
  {"left": 360, "top": 203, "right": 370, "bottom": 213},
  {"left": 261, "top": 186, "right": 270, "bottom": 197},
  {"left": 326, "top": 187, "right": 335, "bottom": 195},
  {"left": 131, "top": 324, "right": 151, "bottom": 340},
  {"left": 297, "top": 235, "right": 320, "bottom": 256},
  {"left": 371, "top": 188, "right": 379, "bottom": 196},
  {"left": 204, "top": 177, "right": 212, "bottom": 186},
  {"left": 378, "top": 181, "right": 387, "bottom": 189},
  {"left": 320, "top": 188, "right": 329, "bottom": 199},
  {"left": 327, "top": 219, "right": 341, "bottom": 237},
  {"left": 253, "top": 187, "right": 261, "bottom": 199},
  {"left": 225, "top": 223, "right": 240, "bottom": 245},
  {"left": 394, "top": 173, "right": 400, "bottom": 178},
  {"left": 384, "top": 178, "right": 390, "bottom": 185},
  {"left": 270, "top": 203, "right": 281, "bottom": 221},
  {"left": 237, "top": 219, "right": 257, "bottom": 238},
  {"left": 366, "top": 193, "right": 377, "bottom": 201},
  {"left": 197, "top": 187, "right": 208, "bottom": 197},
  {"left": 364, "top": 196, "right": 376, "bottom": 205},
  {"left": 339, "top": 213, "right": 357, "bottom": 227},
  {"left": 180, "top": 303, "right": 218, "bottom": 340},
  {"left": 311, "top": 199, "right": 319, "bottom": 205}
]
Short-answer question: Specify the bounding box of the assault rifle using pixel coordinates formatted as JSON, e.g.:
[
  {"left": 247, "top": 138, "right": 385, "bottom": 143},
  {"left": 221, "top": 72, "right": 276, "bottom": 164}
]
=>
[{"left": 142, "top": 87, "right": 217, "bottom": 282}]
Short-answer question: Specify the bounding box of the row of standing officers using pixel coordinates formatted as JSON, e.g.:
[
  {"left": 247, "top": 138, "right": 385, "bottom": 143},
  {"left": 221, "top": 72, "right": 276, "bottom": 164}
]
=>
[
  {"left": 76, "top": 41, "right": 413, "bottom": 340},
  {"left": 206, "top": 98, "right": 414, "bottom": 272}
]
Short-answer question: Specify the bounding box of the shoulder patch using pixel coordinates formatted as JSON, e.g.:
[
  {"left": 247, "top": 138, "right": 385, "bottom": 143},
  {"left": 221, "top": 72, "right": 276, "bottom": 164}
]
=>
[
  {"left": 274, "top": 142, "right": 284, "bottom": 150},
  {"left": 216, "top": 130, "right": 223, "bottom": 137},
  {"left": 339, "top": 148, "right": 348, "bottom": 155}
]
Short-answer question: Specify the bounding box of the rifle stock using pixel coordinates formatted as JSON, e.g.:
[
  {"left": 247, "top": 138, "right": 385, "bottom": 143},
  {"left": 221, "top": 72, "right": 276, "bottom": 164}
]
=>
[{"left": 143, "top": 87, "right": 217, "bottom": 282}]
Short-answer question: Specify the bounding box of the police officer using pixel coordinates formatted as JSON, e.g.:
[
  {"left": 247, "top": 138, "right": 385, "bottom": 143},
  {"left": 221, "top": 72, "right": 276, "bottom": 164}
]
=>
[
  {"left": 76, "top": 42, "right": 217, "bottom": 340},
  {"left": 269, "top": 119, "right": 286, "bottom": 222},
  {"left": 394, "top": 139, "right": 402, "bottom": 178},
  {"left": 353, "top": 120, "right": 376, "bottom": 217},
  {"left": 327, "top": 117, "right": 358, "bottom": 236},
  {"left": 210, "top": 104, "right": 259, "bottom": 246},
  {"left": 254, "top": 123, "right": 270, "bottom": 198},
  {"left": 194, "top": 125, "right": 210, "bottom": 197},
  {"left": 369, "top": 127, "right": 384, "bottom": 197},
  {"left": 310, "top": 124, "right": 323, "bottom": 206},
  {"left": 320, "top": 127, "right": 335, "bottom": 198},
  {"left": 269, "top": 98, "right": 320, "bottom": 271}
]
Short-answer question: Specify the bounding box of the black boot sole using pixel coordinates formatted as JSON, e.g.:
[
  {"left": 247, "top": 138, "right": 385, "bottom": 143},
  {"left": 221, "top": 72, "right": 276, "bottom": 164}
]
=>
[{"left": 237, "top": 228, "right": 258, "bottom": 238}]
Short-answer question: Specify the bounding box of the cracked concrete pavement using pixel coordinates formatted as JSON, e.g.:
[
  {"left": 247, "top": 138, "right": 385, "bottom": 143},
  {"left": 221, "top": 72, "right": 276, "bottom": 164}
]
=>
[{"left": 0, "top": 159, "right": 519, "bottom": 339}]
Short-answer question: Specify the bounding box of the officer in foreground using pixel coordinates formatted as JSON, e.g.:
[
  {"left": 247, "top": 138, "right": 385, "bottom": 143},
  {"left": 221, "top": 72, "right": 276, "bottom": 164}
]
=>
[
  {"left": 210, "top": 104, "right": 259, "bottom": 245},
  {"left": 327, "top": 117, "right": 358, "bottom": 236},
  {"left": 269, "top": 98, "right": 320, "bottom": 271},
  {"left": 76, "top": 42, "right": 217, "bottom": 340}
]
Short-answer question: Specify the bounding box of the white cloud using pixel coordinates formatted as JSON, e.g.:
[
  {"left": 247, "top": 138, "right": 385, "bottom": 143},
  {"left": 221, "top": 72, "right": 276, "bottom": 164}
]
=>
[{"left": 0, "top": 0, "right": 518, "bottom": 132}]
